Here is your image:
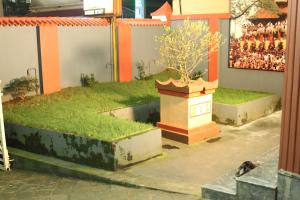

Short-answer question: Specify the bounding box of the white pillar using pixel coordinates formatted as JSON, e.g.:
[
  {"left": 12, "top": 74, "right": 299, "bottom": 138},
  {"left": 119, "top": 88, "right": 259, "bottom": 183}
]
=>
[{"left": 0, "top": 80, "right": 10, "bottom": 171}]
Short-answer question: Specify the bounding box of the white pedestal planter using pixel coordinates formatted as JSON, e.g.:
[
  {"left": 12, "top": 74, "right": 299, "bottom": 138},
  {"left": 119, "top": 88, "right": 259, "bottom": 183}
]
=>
[{"left": 156, "top": 78, "right": 220, "bottom": 145}]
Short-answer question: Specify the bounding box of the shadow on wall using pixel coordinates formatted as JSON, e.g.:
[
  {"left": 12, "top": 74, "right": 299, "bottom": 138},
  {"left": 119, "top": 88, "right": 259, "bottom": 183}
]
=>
[
  {"left": 77, "top": 46, "right": 112, "bottom": 74},
  {"left": 131, "top": 26, "right": 165, "bottom": 79},
  {"left": 58, "top": 26, "right": 112, "bottom": 88},
  {"left": 61, "top": 46, "right": 112, "bottom": 88}
]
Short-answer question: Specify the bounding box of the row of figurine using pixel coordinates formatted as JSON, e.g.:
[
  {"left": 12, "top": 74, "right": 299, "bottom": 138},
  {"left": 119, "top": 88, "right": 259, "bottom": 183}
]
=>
[{"left": 240, "top": 20, "right": 288, "bottom": 42}]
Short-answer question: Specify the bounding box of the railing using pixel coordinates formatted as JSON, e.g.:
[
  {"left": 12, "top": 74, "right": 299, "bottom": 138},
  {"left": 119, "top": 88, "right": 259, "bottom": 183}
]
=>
[{"left": 0, "top": 80, "right": 10, "bottom": 171}]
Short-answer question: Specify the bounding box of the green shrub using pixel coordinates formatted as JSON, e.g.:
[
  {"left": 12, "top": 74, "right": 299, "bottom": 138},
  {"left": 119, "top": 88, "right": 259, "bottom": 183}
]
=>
[
  {"left": 4, "top": 76, "right": 39, "bottom": 100},
  {"left": 81, "top": 73, "right": 96, "bottom": 87},
  {"left": 190, "top": 69, "right": 208, "bottom": 80},
  {"left": 135, "top": 60, "right": 152, "bottom": 80}
]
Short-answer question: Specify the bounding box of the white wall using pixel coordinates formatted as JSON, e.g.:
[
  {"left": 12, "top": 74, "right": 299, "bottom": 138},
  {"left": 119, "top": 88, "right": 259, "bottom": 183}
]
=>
[
  {"left": 0, "top": 27, "right": 39, "bottom": 87},
  {"left": 58, "top": 26, "right": 112, "bottom": 88},
  {"left": 131, "top": 26, "right": 164, "bottom": 79}
]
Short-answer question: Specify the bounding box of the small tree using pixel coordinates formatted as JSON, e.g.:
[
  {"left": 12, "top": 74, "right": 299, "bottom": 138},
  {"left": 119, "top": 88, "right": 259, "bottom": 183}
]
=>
[{"left": 156, "top": 20, "right": 221, "bottom": 84}]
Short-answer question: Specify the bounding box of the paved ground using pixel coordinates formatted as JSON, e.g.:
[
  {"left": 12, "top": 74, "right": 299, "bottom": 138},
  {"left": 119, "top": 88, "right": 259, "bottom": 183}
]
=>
[
  {"left": 0, "top": 169, "right": 199, "bottom": 200},
  {"left": 123, "top": 111, "right": 281, "bottom": 189},
  {"left": 0, "top": 111, "right": 281, "bottom": 199}
]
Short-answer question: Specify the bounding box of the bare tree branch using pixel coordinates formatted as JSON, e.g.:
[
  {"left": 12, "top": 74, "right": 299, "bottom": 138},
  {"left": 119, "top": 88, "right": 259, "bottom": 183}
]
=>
[{"left": 231, "top": 0, "right": 259, "bottom": 20}]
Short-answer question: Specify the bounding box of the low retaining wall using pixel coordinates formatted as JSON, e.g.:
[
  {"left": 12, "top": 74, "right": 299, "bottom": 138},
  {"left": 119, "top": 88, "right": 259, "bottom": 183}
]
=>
[
  {"left": 212, "top": 95, "right": 281, "bottom": 126},
  {"left": 5, "top": 124, "right": 162, "bottom": 171},
  {"left": 103, "top": 95, "right": 280, "bottom": 127},
  {"left": 102, "top": 102, "right": 160, "bottom": 123}
]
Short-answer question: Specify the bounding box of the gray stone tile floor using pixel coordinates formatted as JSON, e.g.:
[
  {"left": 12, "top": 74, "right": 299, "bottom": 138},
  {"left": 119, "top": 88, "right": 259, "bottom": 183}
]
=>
[{"left": 0, "top": 169, "right": 200, "bottom": 200}]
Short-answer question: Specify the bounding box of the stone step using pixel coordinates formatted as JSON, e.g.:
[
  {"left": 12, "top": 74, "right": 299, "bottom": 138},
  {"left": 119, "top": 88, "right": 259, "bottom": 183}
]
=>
[
  {"left": 202, "top": 148, "right": 279, "bottom": 200},
  {"left": 202, "top": 171, "right": 237, "bottom": 200},
  {"left": 236, "top": 152, "right": 278, "bottom": 200},
  {"left": 8, "top": 147, "right": 200, "bottom": 196}
]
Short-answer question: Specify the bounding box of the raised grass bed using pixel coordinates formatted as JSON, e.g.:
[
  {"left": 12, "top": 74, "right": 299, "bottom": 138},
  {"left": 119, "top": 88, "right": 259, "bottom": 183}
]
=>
[
  {"left": 5, "top": 123, "right": 161, "bottom": 170},
  {"left": 213, "top": 95, "right": 280, "bottom": 126},
  {"left": 3, "top": 72, "right": 178, "bottom": 170},
  {"left": 3, "top": 71, "right": 272, "bottom": 136},
  {"left": 3, "top": 72, "right": 177, "bottom": 141},
  {"left": 99, "top": 88, "right": 277, "bottom": 127},
  {"left": 3, "top": 71, "right": 277, "bottom": 169}
]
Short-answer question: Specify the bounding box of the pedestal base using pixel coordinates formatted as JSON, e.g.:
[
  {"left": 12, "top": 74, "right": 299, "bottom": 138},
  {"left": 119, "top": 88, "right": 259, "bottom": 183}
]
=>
[{"left": 157, "top": 122, "right": 220, "bottom": 145}]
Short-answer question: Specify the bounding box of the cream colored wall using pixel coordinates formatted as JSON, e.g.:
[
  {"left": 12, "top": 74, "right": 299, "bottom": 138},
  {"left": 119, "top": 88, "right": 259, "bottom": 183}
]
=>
[
  {"left": 160, "top": 93, "right": 213, "bottom": 130},
  {"left": 173, "top": 0, "right": 230, "bottom": 15},
  {"left": 160, "top": 94, "right": 189, "bottom": 129}
]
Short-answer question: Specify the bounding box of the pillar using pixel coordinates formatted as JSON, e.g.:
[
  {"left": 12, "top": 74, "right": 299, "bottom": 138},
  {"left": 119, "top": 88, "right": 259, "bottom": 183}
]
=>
[
  {"left": 277, "top": 0, "right": 300, "bottom": 199},
  {"left": 118, "top": 23, "right": 132, "bottom": 82},
  {"left": 37, "top": 25, "right": 61, "bottom": 95},
  {"left": 208, "top": 17, "right": 219, "bottom": 82}
]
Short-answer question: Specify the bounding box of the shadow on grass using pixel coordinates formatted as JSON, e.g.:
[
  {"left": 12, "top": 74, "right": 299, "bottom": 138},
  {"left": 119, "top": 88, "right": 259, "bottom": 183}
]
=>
[{"left": 116, "top": 94, "right": 159, "bottom": 108}]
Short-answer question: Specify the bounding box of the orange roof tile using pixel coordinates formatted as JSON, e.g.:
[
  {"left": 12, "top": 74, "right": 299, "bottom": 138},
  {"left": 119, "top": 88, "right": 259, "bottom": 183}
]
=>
[
  {"left": 0, "top": 17, "right": 110, "bottom": 27},
  {"left": 117, "top": 18, "right": 166, "bottom": 26},
  {"left": 151, "top": 2, "right": 172, "bottom": 17}
]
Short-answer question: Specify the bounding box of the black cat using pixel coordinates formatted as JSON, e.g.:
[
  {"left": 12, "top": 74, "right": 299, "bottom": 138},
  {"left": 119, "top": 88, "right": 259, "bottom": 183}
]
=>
[{"left": 235, "top": 161, "right": 257, "bottom": 177}]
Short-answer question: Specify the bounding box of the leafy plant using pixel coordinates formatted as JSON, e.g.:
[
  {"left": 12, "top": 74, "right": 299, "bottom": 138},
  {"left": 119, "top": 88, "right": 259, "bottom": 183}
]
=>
[
  {"left": 81, "top": 73, "right": 96, "bottom": 87},
  {"left": 135, "top": 60, "right": 147, "bottom": 80},
  {"left": 190, "top": 69, "right": 208, "bottom": 80},
  {"left": 3, "top": 76, "right": 39, "bottom": 101},
  {"left": 135, "top": 60, "right": 152, "bottom": 80},
  {"left": 156, "top": 20, "right": 221, "bottom": 84}
]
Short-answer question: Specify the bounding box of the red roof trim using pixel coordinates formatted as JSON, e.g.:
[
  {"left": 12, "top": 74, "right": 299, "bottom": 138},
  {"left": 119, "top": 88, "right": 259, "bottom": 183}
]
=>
[{"left": 0, "top": 17, "right": 110, "bottom": 27}]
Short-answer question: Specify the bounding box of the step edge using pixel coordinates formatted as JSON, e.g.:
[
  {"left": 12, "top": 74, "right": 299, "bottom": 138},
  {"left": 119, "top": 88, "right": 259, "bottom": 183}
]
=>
[
  {"left": 202, "top": 184, "right": 237, "bottom": 195},
  {"left": 236, "top": 177, "right": 277, "bottom": 189},
  {"left": 9, "top": 147, "right": 200, "bottom": 196}
]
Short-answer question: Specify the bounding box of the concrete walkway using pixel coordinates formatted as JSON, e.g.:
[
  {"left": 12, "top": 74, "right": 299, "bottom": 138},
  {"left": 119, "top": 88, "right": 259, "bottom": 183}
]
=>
[
  {"left": 0, "top": 169, "right": 198, "bottom": 200},
  {"left": 120, "top": 111, "right": 281, "bottom": 195},
  {"left": 2, "top": 111, "right": 281, "bottom": 198}
]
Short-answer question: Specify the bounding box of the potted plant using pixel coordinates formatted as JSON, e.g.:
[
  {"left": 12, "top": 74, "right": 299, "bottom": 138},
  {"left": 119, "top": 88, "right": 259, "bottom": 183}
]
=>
[{"left": 155, "top": 20, "right": 222, "bottom": 144}]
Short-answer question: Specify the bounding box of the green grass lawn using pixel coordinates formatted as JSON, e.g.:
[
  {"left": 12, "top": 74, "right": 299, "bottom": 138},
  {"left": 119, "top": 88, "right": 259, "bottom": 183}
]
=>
[
  {"left": 214, "top": 88, "right": 272, "bottom": 105},
  {"left": 3, "top": 71, "right": 271, "bottom": 141}
]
